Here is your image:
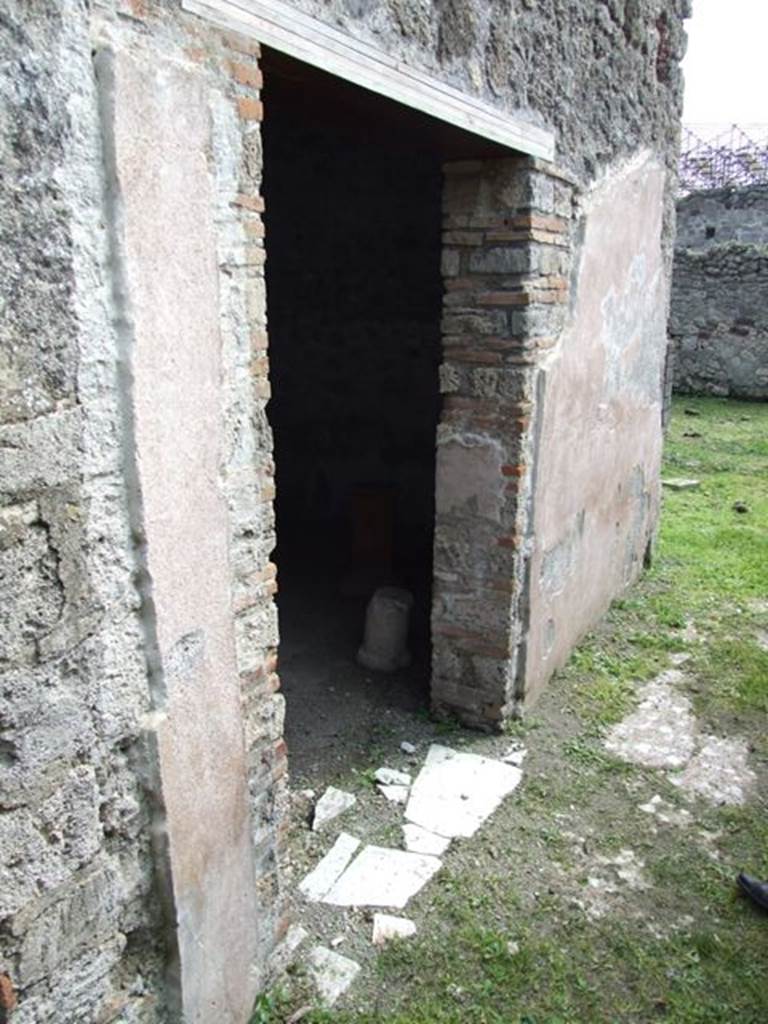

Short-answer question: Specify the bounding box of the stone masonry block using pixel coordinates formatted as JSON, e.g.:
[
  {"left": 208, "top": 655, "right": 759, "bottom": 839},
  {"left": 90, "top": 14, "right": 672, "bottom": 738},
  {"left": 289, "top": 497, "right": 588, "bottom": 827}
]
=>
[{"left": 469, "top": 247, "right": 530, "bottom": 275}]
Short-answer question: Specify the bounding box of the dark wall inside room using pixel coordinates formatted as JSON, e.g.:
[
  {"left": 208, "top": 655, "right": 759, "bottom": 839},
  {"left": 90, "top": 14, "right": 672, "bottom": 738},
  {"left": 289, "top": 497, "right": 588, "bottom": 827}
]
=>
[{"left": 262, "top": 55, "right": 444, "bottom": 585}]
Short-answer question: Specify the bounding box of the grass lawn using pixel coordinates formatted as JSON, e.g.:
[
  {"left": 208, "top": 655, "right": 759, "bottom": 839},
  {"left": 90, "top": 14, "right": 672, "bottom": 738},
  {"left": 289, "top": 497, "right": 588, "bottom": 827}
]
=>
[{"left": 258, "top": 397, "right": 768, "bottom": 1024}]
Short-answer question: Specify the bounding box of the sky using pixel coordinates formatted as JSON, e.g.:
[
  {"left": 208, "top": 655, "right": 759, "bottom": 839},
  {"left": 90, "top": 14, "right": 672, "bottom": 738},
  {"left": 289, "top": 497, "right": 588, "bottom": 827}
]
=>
[{"left": 682, "top": 0, "right": 768, "bottom": 125}]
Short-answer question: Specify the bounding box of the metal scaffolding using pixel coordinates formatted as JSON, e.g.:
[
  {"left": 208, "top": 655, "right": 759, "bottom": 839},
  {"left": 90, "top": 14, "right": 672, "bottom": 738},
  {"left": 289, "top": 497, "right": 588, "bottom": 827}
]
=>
[{"left": 679, "top": 124, "right": 768, "bottom": 195}]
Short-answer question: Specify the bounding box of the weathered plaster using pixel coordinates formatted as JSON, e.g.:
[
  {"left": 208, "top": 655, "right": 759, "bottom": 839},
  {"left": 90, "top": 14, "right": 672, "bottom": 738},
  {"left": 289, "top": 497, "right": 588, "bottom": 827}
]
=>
[
  {"left": 524, "top": 154, "right": 667, "bottom": 702},
  {"left": 105, "top": 42, "right": 261, "bottom": 1021}
]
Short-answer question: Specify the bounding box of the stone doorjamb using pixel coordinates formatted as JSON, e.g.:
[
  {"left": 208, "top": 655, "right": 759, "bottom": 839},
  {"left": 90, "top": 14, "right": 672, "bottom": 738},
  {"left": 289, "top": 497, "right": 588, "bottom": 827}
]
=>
[{"left": 431, "top": 157, "right": 578, "bottom": 729}]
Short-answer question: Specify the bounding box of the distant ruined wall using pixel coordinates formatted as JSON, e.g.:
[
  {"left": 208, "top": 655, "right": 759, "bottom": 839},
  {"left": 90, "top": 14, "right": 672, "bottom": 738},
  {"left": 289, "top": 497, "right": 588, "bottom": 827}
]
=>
[
  {"left": 674, "top": 184, "right": 768, "bottom": 249},
  {"left": 670, "top": 187, "right": 768, "bottom": 399}
]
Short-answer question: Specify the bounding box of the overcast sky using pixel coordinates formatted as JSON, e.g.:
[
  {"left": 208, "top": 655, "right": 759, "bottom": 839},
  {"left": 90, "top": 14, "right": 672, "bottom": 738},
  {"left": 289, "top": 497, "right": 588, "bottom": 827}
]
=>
[{"left": 682, "top": 0, "right": 768, "bottom": 124}]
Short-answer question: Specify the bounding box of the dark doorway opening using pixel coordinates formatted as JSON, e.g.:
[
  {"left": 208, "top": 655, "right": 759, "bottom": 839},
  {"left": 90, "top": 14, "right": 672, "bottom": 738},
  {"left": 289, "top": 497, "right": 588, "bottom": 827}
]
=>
[{"left": 262, "top": 51, "right": 446, "bottom": 785}]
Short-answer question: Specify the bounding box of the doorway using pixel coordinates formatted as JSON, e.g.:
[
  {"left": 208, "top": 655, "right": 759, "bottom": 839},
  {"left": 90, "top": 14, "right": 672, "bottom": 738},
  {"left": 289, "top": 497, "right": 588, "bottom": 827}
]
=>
[{"left": 262, "top": 52, "right": 444, "bottom": 784}]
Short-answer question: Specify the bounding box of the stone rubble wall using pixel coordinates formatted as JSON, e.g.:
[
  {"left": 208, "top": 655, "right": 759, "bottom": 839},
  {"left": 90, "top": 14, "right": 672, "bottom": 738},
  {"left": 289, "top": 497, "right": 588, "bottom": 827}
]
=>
[
  {"left": 288, "top": 0, "right": 687, "bottom": 187},
  {"left": 1, "top": 2, "right": 284, "bottom": 1021},
  {"left": 671, "top": 187, "right": 768, "bottom": 399},
  {"left": 0, "top": 4, "right": 167, "bottom": 1020},
  {"left": 1, "top": 0, "right": 687, "bottom": 1019},
  {"left": 674, "top": 184, "right": 768, "bottom": 250}
]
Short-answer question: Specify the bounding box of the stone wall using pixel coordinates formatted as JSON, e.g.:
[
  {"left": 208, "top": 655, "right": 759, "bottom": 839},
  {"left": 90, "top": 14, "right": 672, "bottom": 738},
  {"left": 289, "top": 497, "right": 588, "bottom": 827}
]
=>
[
  {"left": 675, "top": 184, "right": 768, "bottom": 249},
  {"left": 670, "top": 187, "right": 768, "bottom": 399},
  {"left": 1, "top": 4, "right": 167, "bottom": 1020},
  {"left": 287, "top": 0, "right": 687, "bottom": 185},
  {"left": 1, "top": 0, "right": 686, "bottom": 1019},
  {"left": 1, "top": 2, "right": 284, "bottom": 1021}
]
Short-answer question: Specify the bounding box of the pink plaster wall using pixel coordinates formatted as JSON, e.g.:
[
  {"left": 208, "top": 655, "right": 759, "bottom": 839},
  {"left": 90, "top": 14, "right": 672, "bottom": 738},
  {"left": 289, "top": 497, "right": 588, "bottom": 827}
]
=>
[
  {"left": 524, "top": 155, "right": 667, "bottom": 703},
  {"left": 112, "top": 48, "right": 260, "bottom": 1021}
]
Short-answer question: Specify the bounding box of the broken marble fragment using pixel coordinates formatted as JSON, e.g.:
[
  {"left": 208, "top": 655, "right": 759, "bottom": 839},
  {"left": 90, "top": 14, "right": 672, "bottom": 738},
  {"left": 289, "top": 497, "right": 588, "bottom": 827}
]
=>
[
  {"left": 375, "top": 767, "right": 412, "bottom": 786},
  {"left": 372, "top": 913, "right": 417, "bottom": 945},
  {"left": 402, "top": 823, "right": 451, "bottom": 856},
  {"left": 671, "top": 735, "right": 755, "bottom": 805},
  {"left": 268, "top": 924, "right": 308, "bottom": 981},
  {"left": 378, "top": 784, "right": 409, "bottom": 804},
  {"left": 662, "top": 478, "right": 700, "bottom": 491},
  {"left": 299, "top": 833, "right": 360, "bottom": 902},
  {"left": 312, "top": 786, "right": 356, "bottom": 831},
  {"left": 405, "top": 744, "right": 522, "bottom": 839},
  {"left": 306, "top": 946, "right": 360, "bottom": 1006},
  {"left": 603, "top": 670, "right": 696, "bottom": 769},
  {"left": 400, "top": 741, "right": 417, "bottom": 754},
  {"left": 502, "top": 747, "right": 527, "bottom": 766},
  {"left": 323, "top": 845, "right": 441, "bottom": 908}
]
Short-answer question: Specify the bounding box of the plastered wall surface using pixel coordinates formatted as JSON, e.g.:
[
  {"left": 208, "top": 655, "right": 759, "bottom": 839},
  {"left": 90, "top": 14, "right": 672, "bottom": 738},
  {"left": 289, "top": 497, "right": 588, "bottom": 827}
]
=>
[
  {"left": 525, "top": 155, "right": 667, "bottom": 701},
  {"left": 670, "top": 186, "right": 768, "bottom": 400},
  {"left": 106, "top": 43, "right": 262, "bottom": 1021}
]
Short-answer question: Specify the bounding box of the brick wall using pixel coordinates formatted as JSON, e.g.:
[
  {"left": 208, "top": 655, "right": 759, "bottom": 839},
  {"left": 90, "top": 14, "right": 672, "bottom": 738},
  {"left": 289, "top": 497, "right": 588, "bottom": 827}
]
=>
[{"left": 433, "top": 158, "right": 575, "bottom": 726}]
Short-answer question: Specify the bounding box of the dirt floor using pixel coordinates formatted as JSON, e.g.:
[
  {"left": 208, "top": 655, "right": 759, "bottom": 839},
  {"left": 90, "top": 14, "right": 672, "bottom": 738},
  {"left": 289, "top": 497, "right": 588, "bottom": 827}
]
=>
[
  {"left": 258, "top": 397, "right": 768, "bottom": 1024},
  {"left": 278, "top": 568, "right": 431, "bottom": 786}
]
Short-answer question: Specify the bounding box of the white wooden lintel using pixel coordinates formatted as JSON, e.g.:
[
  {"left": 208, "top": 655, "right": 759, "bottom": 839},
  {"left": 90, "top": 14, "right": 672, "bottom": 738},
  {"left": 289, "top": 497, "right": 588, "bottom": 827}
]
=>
[{"left": 181, "top": 0, "right": 555, "bottom": 160}]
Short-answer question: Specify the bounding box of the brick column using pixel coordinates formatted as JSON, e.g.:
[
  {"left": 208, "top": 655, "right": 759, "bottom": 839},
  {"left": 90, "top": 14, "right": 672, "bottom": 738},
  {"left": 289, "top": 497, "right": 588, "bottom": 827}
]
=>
[
  {"left": 432, "top": 157, "right": 576, "bottom": 729},
  {"left": 214, "top": 30, "right": 290, "bottom": 962}
]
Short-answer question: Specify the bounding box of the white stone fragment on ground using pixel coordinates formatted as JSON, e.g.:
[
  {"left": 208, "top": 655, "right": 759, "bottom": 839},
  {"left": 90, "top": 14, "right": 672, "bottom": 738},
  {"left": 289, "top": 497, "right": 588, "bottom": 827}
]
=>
[
  {"left": 638, "top": 794, "right": 663, "bottom": 814},
  {"left": 405, "top": 744, "right": 522, "bottom": 839},
  {"left": 268, "top": 924, "right": 308, "bottom": 979},
  {"left": 312, "top": 786, "right": 356, "bottom": 831},
  {"left": 378, "top": 784, "right": 409, "bottom": 804},
  {"left": 323, "top": 845, "right": 442, "bottom": 908},
  {"left": 375, "top": 767, "right": 412, "bottom": 786},
  {"left": 402, "top": 823, "right": 451, "bottom": 856},
  {"left": 668, "top": 652, "right": 691, "bottom": 667},
  {"left": 671, "top": 734, "right": 756, "bottom": 805},
  {"left": 299, "top": 832, "right": 361, "bottom": 902},
  {"left": 638, "top": 794, "right": 692, "bottom": 827},
  {"left": 603, "top": 670, "right": 696, "bottom": 769},
  {"left": 372, "top": 913, "right": 417, "bottom": 945},
  {"left": 682, "top": 620, "right": 701, "bottom": 643},
  {"left": 662, "top": 478, "right": 700, "bottom": 491},
  {"left": 502, "top": 747, "right": 527, "bottom": 766},
  {"left": 577, "top": 848, "right": 648, "bottom": 920},
  {"left": 306, "top": 945, "right": 360, "bottom": 1007},
  {"left": 400, "top": 741, "right": 417, "bottom": 754},
  {"left": 330, "top": 935, "right": 345, "bottom": 948}
]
